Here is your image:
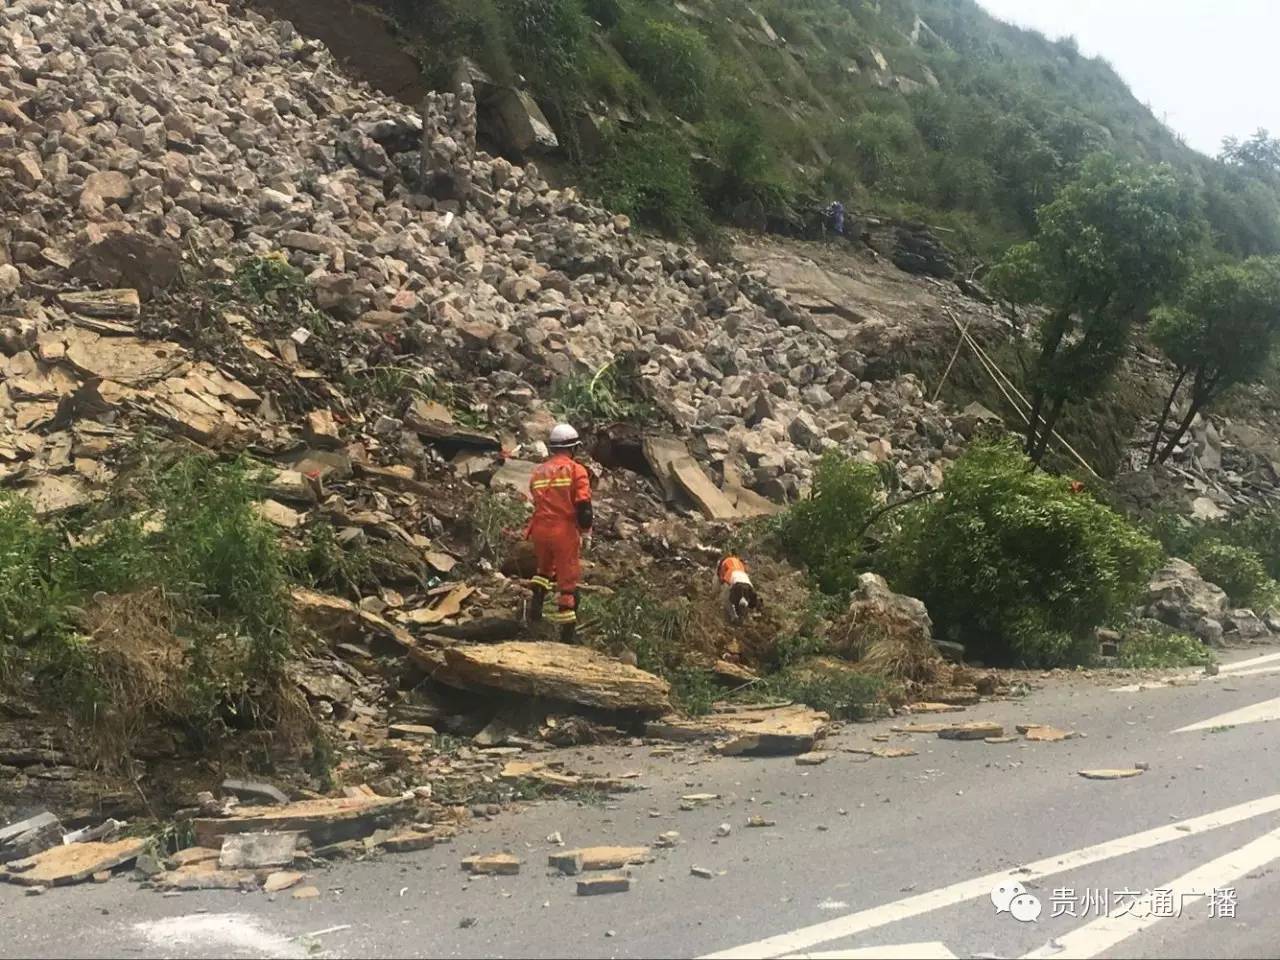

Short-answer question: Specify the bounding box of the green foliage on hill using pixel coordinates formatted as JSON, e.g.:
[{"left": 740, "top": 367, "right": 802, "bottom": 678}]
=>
[{"left": 384, "top": 0, "right": 1280, "bottom": 260}]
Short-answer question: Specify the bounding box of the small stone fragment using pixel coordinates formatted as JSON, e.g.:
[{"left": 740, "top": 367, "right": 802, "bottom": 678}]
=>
[
  {"left": 292, "top": 886, "right": 321, "bottom": 900},
  {"left": 462, "top": 852, "right": 521, "bottom": 875},
  {"left": 576, "top": 874, "right": 632, "bottom": 896},
  {"left": 690, "top": 866, "right": 714, "bottom": 879},
  {"left": 796, "top": 752, "right": 830, "bottom": 765},
  {"left": 1078, "top": 768, "right": 1144, "bottom": 780}
]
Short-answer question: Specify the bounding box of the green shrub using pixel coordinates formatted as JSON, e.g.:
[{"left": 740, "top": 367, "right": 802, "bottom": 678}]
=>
[
  {"left": 505, "top": 0, "right": 591, "bottom": 89},
  {"left": 587, "top": 584, "right": 716, "bottom": 714},
  {"left": 758, "top": 661, "right": 883, "bottom": 720},
  {"left": 884, "top": 441, "right": 1161, "bottom": 666},
  {"left": 550, "top": 359, "right": 654, "bottom": 424},
  {"left": 0, "top": 455, "right": 302, "bottom": 759},
  {"left": 469, "top": 492, "right": 530, "bottom": 562},
  {"left": 771, "top": 452, "right": 884, "bottom": 595},
  {"left": 615, "top": 15, "right": 712, "bottom": 117},
  {"left": 1220, "top": 506, "right": 1280, "bottom": 580},
  {"left": 1117, "top": 626, "right": 1215, "bottom": 669},
  {"left": 589, "top": 124, "right": 708, "bottom": 235},
  {"left": 0, "top": 496, "right": 74, "bottom": 644},
  {"left": 1191, "top": 541, "right": 1272, "bottom": 607}
]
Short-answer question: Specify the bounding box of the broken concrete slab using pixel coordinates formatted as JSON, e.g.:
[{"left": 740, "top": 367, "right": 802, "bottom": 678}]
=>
[
  {"left": 56, "top": 289, "right": 141, "bottom": 318},
  {"left": 2, "top": 837, "right": 147, "bottom": 887},
  {"left": 577, "top": 874, "right": 632, "bottom": 895},
  {"left": 937, "top": 722, "right": 1004, "bottom": 740},
  {"left": 192, "top": 795, "right": 412, "bottom": 848},
  {"left": 489, "top": 458, "right": 539, "bottom": 498},
  {"left": 433, "top": 641, "right": 672, "bottom": 715},
  {"left": 462, "top": 852, "right": 520, "bottom": 875},
  {"left": 640, "top": 436, "right": 689, "bottom": 503},
  {"left": 648, "top": 703, "right": 830, "bottom": 755},
  {"left": 217, "top": 832, "right": 300, "bottom": 870},
  {"left": 549, "top": 846, "right": 649, "bottom": 873},
  {"left": 905, "top": 702, "right": 966, "bottom": 714}
]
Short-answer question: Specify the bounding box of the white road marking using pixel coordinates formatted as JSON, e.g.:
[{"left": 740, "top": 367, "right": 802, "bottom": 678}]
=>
[
  {"left": 783, "top": 943, "right": 958, "bottom": 959},
  {"left": 1021, "top": 823, "right": 1280, "bottom": 959},
  {"left": 1173, "top": 695, "right": 1280, "bottom": 732},
  {"left": 1219, "top": 650, "right": 1280, "bottom": 673},
  {"left": 699, "top": 793, "right": 1280, "bottom": 959},
  {"left": 134, "top": 913, "right": 305, "bottom": 959}
]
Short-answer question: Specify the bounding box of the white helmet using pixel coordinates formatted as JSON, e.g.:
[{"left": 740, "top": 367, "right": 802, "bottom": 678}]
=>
[{"left": 548, "top": 423, "right": 580, "bottom": 448}]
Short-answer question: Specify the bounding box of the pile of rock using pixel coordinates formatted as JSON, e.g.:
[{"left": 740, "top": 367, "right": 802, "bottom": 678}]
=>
[
  {"left": 1141, "top": 557, "right": 1278, "bottom": 645},
  {"left": 0, "top": 0, "right": 967, "bottom": 510}
]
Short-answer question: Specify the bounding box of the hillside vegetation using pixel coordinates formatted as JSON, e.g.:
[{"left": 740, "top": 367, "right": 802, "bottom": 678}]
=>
[{"left": 381, "top": 0, "right": 1280, "bottom": 259}]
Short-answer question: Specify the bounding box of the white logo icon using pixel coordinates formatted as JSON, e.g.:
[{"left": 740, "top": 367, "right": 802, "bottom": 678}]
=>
[
  {"left": 1010, "top": 893, "right": 1043, "bottom": 923},
  {"left": 992, "top": 881, "right": 1041, "bottom": 922}
]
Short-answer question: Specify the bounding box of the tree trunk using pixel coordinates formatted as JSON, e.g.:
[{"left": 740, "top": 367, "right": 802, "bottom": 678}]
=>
[
  {"left": 1030, "top": 396, "right": 1065, "bottom": 465},
  {"left": 1156, "top": 369, "right": 1219, "bottom": 464},
  {"left": 1148, "top": 367, "right": 1189, "bottom": 467}
]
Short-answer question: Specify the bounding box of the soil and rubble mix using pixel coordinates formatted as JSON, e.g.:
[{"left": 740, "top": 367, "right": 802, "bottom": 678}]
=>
[{"left": 0, "top": 0, "right": 1271, "bottom": 897}]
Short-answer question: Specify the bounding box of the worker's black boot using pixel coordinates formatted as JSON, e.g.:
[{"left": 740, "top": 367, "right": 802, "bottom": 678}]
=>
[
  {"left": 528, "top": 580, "right": 548, "bottom": 623},
  {"left": 559, "top": 620, "right": 577, "bottom": 644}
]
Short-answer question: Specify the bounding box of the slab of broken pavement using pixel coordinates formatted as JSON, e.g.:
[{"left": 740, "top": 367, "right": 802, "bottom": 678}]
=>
[{"left": 6, "top": 644, "right": 1280, "bottom": 960}]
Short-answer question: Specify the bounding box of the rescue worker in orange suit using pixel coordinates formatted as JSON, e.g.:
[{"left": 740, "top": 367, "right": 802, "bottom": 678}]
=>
[
  {"left": 527, "top": 423, "right": 593, "bottom": 643},
  {"left": 717, "top": 555, "right": 762, "bottom": 623}
]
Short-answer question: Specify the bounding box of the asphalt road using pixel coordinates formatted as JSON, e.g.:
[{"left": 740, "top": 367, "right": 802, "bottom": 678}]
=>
[{"left": 6, "top": 648, "right": 1280, "bottom": 960}]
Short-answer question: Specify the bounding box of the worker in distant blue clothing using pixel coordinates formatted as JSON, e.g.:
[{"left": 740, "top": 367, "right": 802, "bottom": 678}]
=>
[{"left": 826, "top": 200, "right": 846, "bottom": 237}]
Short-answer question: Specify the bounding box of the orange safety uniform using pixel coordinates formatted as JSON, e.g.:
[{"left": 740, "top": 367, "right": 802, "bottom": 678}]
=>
[
  {"left": 527, "top": 452, "right": 592, "bottom": 626},
  {"left": 717, "top": 556, "right": 749, "bottom": 585}
]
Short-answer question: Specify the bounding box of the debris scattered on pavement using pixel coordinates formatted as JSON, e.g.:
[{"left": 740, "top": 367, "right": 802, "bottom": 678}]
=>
[
  {"left": 1, "top": 837, "right": 147, "bottom": 887},
  {"left": 293, "top": 886, "right": 321, "bottom": 900},
  {"left": 745, "top": 816, "right": 776, "bottom": 828},
  {"left": 937, "top": 722, "right": 1005, "bottom": 740},
  {"left": 462, "top": 852, "right": 521, "bottom": 875},
  {"left": 264, "top": 871, "right": 305, "bottom": 893},
  {"left": 654, "top": 831, "right": 681, "bottom": 847},
  {"left": 690, "top": 866, "right": 714, "bottom": 879},
  {"left": 1078, "top": 768, "right": 1144, "bottom": 780},
  {"left": 1020, "top": 724, "right": 1075, "bottom": 742},
  {"left": 577, "top": 874, "right": 633, "bottom": 896},
  {"left": 795, "top": 751, "right": 831, "bottom": 765},
  {"left": 218, "top": 832, "right": 300, "bottom": 870},
  {"left": 716, "top": 823, "right": 733, "bottom": 837}
]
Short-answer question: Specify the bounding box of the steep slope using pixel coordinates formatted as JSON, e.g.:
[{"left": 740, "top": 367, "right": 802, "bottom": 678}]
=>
[{"left": 344, "top": 0, "right": 1280, "bottom": 260}]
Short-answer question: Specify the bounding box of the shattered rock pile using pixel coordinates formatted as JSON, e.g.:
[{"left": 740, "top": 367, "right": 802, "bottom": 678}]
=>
[
  {"left": 0, "top": 0, "right": 999, "bottom": 830},
  {"left": 0, "top": 0, "right": 965, "bottom": 516}
]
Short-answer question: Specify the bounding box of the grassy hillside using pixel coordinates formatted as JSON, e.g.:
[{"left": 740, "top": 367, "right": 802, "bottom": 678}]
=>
[{"left": 380, "top": 0, "right": 1280, "bottom": 260}]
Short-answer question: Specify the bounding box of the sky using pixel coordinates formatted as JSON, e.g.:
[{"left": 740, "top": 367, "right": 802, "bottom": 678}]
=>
[{"left": 975, "top": 0, "right": 1279, "bottom": 157}]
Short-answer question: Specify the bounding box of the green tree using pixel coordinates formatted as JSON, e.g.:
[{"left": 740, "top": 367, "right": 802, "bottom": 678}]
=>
[
  {"left": 1220, "top": 129, "right": 1280, "bottom": 178},
  {"left": 988, "top": 154, "right": 1203, "bottom": 463},
  {"left": 884, "top": 441, "right": 1161, "bottom": 666},
  {"left": 1148, "top": 257, "right": 1280, "bottom": 464}
]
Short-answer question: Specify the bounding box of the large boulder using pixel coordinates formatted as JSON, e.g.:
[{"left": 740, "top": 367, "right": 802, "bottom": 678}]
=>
[
  {"left": 1144, "top": 558, "right": 1229, "bottom": 634},
  {"left": 833, "top": 573, "right": 941, "bottom": 675},
  {"left": 71, "top": 232, "right": 182, "bottom": 300}
]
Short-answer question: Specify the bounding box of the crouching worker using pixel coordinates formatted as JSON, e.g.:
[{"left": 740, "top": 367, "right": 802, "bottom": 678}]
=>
[
  {"left": 527, "top": 423, "right": 593, "bottom": 643},
  {"left": 717, "top": 554, "right": 762, "bottom": 623}
]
